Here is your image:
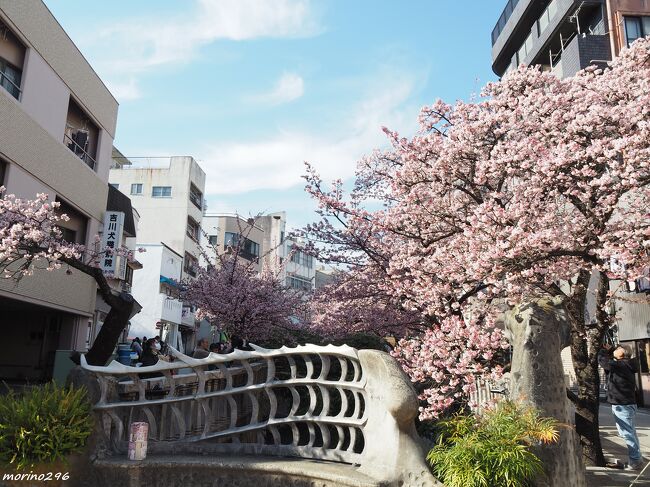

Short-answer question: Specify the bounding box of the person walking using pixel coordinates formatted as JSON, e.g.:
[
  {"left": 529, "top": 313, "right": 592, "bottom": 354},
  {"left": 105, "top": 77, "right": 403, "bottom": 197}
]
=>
[
  {"left": 192, "top": 338, "right": 210, "bottom": 359},
  {"left": 599, "top": 345, "right": 644, "bottom": 470}
]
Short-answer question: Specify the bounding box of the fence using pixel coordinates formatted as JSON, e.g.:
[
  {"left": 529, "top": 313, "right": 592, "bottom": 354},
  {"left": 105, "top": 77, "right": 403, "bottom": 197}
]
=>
[{"left": 80, "top": 344, "right": 438, "bottom": 486}]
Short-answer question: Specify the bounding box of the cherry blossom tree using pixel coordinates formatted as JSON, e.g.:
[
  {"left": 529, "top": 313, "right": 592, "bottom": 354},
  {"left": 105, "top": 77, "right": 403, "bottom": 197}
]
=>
[
  {"left": 0, "top": 189, "right": 139, "bottom": 365},
  {"left": 184, "top": 224, "right": 306, "bottom": 342},
  {"left": 302, "top": 39, "right": 650, "bottom": 465}
]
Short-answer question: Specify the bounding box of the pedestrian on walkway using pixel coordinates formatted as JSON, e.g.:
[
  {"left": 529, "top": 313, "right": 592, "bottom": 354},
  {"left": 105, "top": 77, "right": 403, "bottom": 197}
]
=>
[
  {"left": 599, "top": 344, "right": 644, "bottom": 470},
  {"left": 192, "top": 337, "right": 210, "bottom": 359}
]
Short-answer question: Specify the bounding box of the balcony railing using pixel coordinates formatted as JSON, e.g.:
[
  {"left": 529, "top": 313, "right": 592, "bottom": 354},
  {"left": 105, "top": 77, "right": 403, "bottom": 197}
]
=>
[
  {"left": 63, "top": 132, "right": 96, "bottom": 170},
  {"left": 160, "top": 294, "right": 183, "bottom": 324},
  {"left": 492, "top": 0, "right": 522, "bottom": 45}
]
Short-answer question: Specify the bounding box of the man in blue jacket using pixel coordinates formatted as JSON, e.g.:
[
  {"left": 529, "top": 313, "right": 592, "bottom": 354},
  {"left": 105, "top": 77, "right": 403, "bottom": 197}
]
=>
[{"left": 599, "top": 345, "right": 644, "bottom": 470}]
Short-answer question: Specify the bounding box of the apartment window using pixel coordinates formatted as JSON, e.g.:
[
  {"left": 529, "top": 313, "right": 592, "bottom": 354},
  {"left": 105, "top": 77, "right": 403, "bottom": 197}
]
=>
[
  {"left": 224, "top": 232, "right": 260, "bottom": 262},
  {"left": 130, "top": 183, "right": 143, "bottom": 195},
  {"left": 516, "top": 30, "right": 534, "bottom": 65},
  {"left": 189, "top": 183, "right": 203, "bottom": 209},
  {"left": 55, "top": 197, "right": 88, "bottom": 245},
  {"left": 64, "top": 98, "right": 99, "bottom": 170},
  {"left": 0, "top": 21, "right": 25, "bottom": 100},
  {"left": 184, "top": 252, "right": 198, "bottom": 278},
  {"left": 109, "top": 183, "right": 119, "bottom": 190},
  {"left": 287, "top": 276, "right": 313, "bottom": 292},
  {"left": 290, "top": 248, "right": 313, "bottom": 268},
  {"left": 208, "top": 235, "right": 218, "bottom": 245},
  {"left": 152, "top": 186, "right": 172, "bottom": 197},
  {"left": 186, "top": 216, "right": 200, "bottom": 241},
  {"left": 624, "top": 16, "right": 650, "bottom": 46},
  {"left": 0, "top": 159, "right": 6, "bottom": 187}
]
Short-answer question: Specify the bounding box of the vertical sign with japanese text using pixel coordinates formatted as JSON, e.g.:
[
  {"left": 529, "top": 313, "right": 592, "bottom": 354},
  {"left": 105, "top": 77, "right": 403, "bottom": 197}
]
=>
[{"left": 100, "top": 211, "right": 124, "bottom": 275}]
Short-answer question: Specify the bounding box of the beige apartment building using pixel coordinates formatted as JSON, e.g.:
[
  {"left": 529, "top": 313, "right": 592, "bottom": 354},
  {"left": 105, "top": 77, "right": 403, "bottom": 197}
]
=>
[{"left": 0, "top": 0, "right": 120, "bottom": 381}]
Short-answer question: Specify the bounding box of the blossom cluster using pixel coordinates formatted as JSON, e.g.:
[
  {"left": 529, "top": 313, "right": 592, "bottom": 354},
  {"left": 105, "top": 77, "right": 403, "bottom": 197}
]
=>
[{"left": 302, "top": 39, "right": 650, "bottom": 418}]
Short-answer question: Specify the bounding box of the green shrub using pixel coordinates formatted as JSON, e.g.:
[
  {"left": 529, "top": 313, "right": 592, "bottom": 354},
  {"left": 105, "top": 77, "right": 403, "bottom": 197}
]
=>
[
  {"left": 427, "top": 401, "right": 559, "bottom": 487},
  {"left": 0, "top": 383, "right": 94, "bottom": 469}
]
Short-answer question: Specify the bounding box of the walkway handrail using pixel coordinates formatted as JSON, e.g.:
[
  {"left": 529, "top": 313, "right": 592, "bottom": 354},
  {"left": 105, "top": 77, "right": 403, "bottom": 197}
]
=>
[{"left": 80, "top": 344, "right": 439, "bottom": 486}]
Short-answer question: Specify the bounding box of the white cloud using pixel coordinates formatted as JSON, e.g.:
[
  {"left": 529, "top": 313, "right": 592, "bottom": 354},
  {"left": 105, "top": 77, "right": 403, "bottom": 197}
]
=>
[
  {"left": 199, "top": 73, "right": 417, "bottom": 195},
  {"left": 80, "top": 0, "right": 321, "bottom": 104},
  {"left": 93, "top": 0, "right": 321, "bottom": 73},
  {"left": 248, "top": 72, "right": 305, "bottom": 106}
]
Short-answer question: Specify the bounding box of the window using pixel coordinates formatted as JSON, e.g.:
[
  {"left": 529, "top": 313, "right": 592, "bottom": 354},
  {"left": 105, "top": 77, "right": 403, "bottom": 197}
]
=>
[
  {"left": 0, "top": 159, "right": 6, "bottom": 187},
  {"left": 224, "top": 232, "right": 239, "bottom": 247},
  {"left": 287, "top": 276, "right": 313, "bottom": 292},
  {"left": 130, "top": 183, "right": 143, "bottom": 195},
  {"left": 208, "top": 235, "right": 218, "bottom": 245},
  {"left": 64, "top": 98, "right": 98, "bottom": 170},
  {"left": 0, "top": 22, "right": 25, "bottom": 100},
  {"left": 109, "top": 183, "right": 119, "bottom": 190},
  {"left": 517, "top": 30, "right": 534, "bottom": 65},
  {"left": 624, "top": 16, "right": 650, "bottom": 46},
  {"left": 186, "top": 217, "right": 200, "bottom": 241},
  {"left": 224, "top": 232, "right": 260, "bottom": 262},
  {"left": 184, "top": 252, "right": 198, "bottom": 278},
  {"left": 537, "top": 0, "right": 558, "bottom": 36},
  {"left": 59, "top": 227, "right": 77, "bottom": 243},
  {"left": 0, "top": 58, "right": 21, "bottom": 99},
  {"left": 189, "top": 183, "right": 203, "bottom": 209},
  {"left": 55, "top": 198, "right": 88, "bottom": 245},
  {"left": 290, "top": 248, "right": 313, "bottom": 268},
  {"left": 152, "top": 186, "right": 172, "bottom": 197}
]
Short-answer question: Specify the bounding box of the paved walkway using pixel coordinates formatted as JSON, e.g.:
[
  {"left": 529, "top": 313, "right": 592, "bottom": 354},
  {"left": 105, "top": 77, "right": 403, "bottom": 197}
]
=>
[{"left": 585, "top": 405, "right": 650, "bottom": 486}]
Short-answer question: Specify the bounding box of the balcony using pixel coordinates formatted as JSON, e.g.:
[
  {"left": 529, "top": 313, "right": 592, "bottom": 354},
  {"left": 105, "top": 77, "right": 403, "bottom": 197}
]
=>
[
  {"left": 64, "top": 98, "right": 99, "bottom": 171},
  {"left": 181, "top": 306, "right": 196, "bottom": 328},
  {"left": 492, "top": 0, "right": 581, "bottom": 76},
  {"left": 550, "top": 33, "right": 610, "bottom": 79},
  {"left": 159, "top": 294, "right": 182, "bottom": 324}
]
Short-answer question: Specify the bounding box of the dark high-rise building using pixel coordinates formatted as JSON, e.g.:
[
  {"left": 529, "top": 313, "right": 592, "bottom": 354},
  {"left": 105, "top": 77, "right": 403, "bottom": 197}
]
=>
[{"left": 491, "top": 0, "right": 650, "bottom": 79}]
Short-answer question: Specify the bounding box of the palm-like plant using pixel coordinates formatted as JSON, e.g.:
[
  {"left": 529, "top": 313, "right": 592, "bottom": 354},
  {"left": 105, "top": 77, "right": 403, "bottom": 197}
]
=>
[{"left": 427, "top": 401, "right": 559, "bottom": 487}]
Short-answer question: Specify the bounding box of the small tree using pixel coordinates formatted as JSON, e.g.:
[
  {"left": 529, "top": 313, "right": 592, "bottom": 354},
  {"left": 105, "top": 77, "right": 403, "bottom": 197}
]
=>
[
  {"left": 302, "top": 39, "right": 650, "bottom": 464},
  {"left": 184, "top": 220, "right": 306, "bottom": 342},
  {"left": 0, "top": 190, "right": 138, "bottom": 366}
]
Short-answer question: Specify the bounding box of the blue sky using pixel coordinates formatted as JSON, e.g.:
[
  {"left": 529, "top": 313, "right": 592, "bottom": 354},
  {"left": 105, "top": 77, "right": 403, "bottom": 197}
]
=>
[{"left": 45, "top": 0, "right": 504, "bottom": 230}]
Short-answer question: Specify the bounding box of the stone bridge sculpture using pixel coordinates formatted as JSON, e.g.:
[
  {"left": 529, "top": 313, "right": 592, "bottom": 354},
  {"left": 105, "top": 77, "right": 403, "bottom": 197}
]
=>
[{"left": 79, "top": 344, "right": 441, "bottom": 487}]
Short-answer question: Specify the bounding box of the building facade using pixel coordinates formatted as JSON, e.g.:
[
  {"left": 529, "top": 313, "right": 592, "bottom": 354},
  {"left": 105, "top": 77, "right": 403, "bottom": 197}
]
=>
[
  {"left": 492, "top": 0, "right": 650, "bottom": 404},
  {"left": 125, "top": 243, "right": 190, "bottom": 352},
  {"left": 492, "top": 0, "right": 650, "bottom": 79},
  {"left": 109, "top": 156, "right": 207, "bottom": 345},
  {"left": 201, "top": 213, "right": 265, "bottom": 273},
  {"left": 0, "top": 0, "right": 120, "bottom": 381}
]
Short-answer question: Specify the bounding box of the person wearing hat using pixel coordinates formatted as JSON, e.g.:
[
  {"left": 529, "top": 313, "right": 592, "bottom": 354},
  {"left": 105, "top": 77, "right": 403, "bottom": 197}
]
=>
[{"left": 599, "top": 344, "right": 644, "bottom": 470}]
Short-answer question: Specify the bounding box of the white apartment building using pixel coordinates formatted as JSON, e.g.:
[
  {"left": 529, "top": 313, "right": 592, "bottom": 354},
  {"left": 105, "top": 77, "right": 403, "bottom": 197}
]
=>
[
  {"left": 0, "top": 0, "right": 122, "bottom": 381},
  {"left": 109, "top": 156, "right": 207, "bottom": 347},
  {"left": 126, "top": 243, "right": 191, "bottom": 352}
]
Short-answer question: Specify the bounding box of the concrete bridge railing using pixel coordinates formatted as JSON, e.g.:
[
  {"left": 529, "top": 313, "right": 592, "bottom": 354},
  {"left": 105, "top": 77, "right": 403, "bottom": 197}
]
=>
[{"left": 80, "top": 344, "right": 440, "bottom": 487}]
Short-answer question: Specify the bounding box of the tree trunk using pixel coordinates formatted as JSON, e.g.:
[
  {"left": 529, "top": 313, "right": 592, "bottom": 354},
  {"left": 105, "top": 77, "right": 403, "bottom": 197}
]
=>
[
  {"left": 58, "top": 257, "right": 140, "bottom": 367},
  {"left": 503, "top": 297, "right": 586, "bottom": 487},
  {"left": 84, "top": 292, "right": 134, "bottom": 366},
  {"left": 570, "top": 327, "right": 606, "bottom": 466},
  {"left": 565, "top": 270, "right": 608, "bottom": 466}
]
